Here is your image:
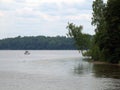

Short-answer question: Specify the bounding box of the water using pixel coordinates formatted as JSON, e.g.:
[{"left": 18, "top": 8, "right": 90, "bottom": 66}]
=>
[{"left": 0, "top": 50, "right": 120, "bottom": 90}]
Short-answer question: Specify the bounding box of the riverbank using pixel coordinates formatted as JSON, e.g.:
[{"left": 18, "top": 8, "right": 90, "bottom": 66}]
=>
[
  {"left": 83, "top": 57, "right": 120, "bottom": 66},
  {"left": 91, "top": 61, "right": 120, "bottom": 66}
]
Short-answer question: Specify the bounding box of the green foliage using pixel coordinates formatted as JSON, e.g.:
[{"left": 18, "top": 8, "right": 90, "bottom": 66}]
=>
[
  {"left": 90, "top": 0, "right": 120, "bottom": 64},
  {"left": 65, "top": 0, "right": 120, "bottom": 64},
  {"left": 66, "top": 23, "right": 92, "bottom": 52},
  {"left": 90, "top": 44, "right": 101, "bottom": 61},
  {"left": 90, "top": 0, "right": 106, "bottom": 61},
  {"left": 0, "top": 36, "right": 76, "bottom": 50},
  {"left": 92, "top": 0, "right": 105, "bottom": 29},
  {"left": 103, "top": 0, "right": 120, "bottom": 63}
]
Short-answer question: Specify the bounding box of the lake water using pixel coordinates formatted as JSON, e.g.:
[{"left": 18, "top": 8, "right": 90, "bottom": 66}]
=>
[{"left": 0, "top": 50, "right": 120, "bottom": 90}]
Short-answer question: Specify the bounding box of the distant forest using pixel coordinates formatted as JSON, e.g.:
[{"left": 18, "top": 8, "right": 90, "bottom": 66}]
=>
[{"left": 0, "top": 36, "right": 77, "bottom": 50}]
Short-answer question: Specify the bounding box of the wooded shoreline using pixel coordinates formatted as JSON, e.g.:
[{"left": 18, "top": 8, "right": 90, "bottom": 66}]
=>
[{"left": 91, "top": 61, "right": 120, "bottom": 66}]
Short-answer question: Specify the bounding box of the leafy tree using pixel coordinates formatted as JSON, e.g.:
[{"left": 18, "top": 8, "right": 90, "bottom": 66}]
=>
[
  {"left": 66, "top": 23, "right": 92, "bottom": 53},
  {"left": 92, "top": 0, "right": 106, "bottom": 32},
  {"left": 103, "top": 0, "right": 120, "bottom": 63},
  {"left": 91, "top": 0, "right": 106, "bottom": 61},
  {"left": 91, "top": 0, "right": 120, "bottom": 64}
]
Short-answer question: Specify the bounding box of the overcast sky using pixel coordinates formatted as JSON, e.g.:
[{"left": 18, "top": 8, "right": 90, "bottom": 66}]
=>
[{"left": 0, "top": 0, "right": 107, "bottom": 39}]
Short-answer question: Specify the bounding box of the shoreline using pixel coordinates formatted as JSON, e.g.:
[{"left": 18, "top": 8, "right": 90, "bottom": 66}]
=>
[
  {"left": 83, "top": 57, "right": 120, "bottom": 66},
  {"left": 91, "top": 61, "right": 120, "bottom": 66}
]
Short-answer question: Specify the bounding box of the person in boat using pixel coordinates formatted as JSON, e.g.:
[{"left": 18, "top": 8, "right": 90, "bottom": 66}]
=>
[{"left": 24, "top": 51, "right": 30, "bottom": 55}]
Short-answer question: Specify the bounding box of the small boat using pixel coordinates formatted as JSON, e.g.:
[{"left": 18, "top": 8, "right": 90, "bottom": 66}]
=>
[{"left": 24, "top": 51, "right": 30, "bottom": 55}]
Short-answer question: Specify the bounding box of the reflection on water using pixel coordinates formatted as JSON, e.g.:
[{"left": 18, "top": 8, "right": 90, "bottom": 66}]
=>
[
  {"left": 73, "top": 61, "right": 120, "bottom": 79},
  {"left": 73, "top": 60, "right": 120, "bottom": 90},
  {"left": 0, "top": 50, "right": 120, "bottom": 90},
  {"left": 92, "top": 64, "right": 120, "bottom": 79},
  {"left": 73, "top": 61, "right": 93, "bottom": 75}
]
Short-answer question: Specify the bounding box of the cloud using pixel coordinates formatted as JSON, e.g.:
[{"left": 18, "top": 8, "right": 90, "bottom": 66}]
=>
[
  {"left": 25, "top": 0, "right": 86, "bottom": 4},
  {"left": 15, "top": 0, "right": 25, "bottom": 3},
  {"left": 15, "top": 6, "right": 91, "bottom": 22},
  {"left": 0, "top": 0, "right": 95, "bottom": 39},
  {"left": 16, "top": 7, "right": 60, "bottom": 21},
  {"left": 0, "top": 11, "right": 5, "bottom": 17},
  {"left": 0, "top": 0, "right": 14, "bottom": 3},
  {"left": 24, "top": 0, "right": 86, "bottom": 8},
  {"left": 16, "top": 7, "right": 36, "bottom": 16},
  {"left": 15, "top": 7, "right": 40, "bottom": 19},
  {"left": 65, "top": 14, "right": 91, "bottom": 21},
  {"left": 40, "top": 14, "right": 60, "bottom": 21},
  {"left": 43, "top": 0, "right": 85, "bottom": 3}
]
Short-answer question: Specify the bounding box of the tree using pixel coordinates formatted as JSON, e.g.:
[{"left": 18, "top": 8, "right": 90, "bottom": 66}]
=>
[
  {"left": 103, "top": 0, "right": 120, "bottom": 63},
  {"left": 92, "top": 0, "right": 106, "bottom": 32},
  {"left": 91, "top": 0, "right": 120, "bottom": 64},
  {"left": 91, "top": 0, "right": 106, "bottom": 61},
  {"left": 66, "top": 23, "right": 92, "bottom": 53}
]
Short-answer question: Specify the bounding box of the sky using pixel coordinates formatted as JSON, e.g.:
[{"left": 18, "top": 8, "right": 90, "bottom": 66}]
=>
[{"left": 0, "top": 0, "right": 107, "bottom": 39}]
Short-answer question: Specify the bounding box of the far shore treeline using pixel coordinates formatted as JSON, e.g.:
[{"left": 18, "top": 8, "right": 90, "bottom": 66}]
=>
[
  {"left": 0, "top": 36, "right": 78, "bottom": 50},
  {"left": 0, "top": 35, "right": 92, "bottom": 50}
]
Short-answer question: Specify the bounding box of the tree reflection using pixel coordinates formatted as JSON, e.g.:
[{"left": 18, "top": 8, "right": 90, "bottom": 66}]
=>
[
  {"left": 73, "top": 62, "right": 93, "bottom": 75},
  {"left": 73, "top": 61, "right": 120, "bottom": 90},
  {"left": 73, "top": 61, "right": 120, "bottom": 79},
  {"left": 92, "top": 64, "right": 120, "bottom": 79}
]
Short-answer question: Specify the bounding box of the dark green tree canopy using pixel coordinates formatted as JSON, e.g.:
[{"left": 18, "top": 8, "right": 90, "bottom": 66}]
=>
[
  {"left": 103, "top": 0, "right": 120, "bottom": 63},
  {"left": 90, "top": 0, "right": 120, "bottom": 64},
  {"left": 0, "top": 36, "right": 76, "bottom": 50}
]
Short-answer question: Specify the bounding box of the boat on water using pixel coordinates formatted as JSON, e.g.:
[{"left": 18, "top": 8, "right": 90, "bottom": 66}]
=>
[{"left": 24, "top": 51, "right": 30, "bottom": 55}]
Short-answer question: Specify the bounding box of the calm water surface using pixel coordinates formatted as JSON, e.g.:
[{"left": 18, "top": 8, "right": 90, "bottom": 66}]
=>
[{"left": 0, "top": 50, "right": 120, "bottom": 90}]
